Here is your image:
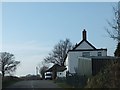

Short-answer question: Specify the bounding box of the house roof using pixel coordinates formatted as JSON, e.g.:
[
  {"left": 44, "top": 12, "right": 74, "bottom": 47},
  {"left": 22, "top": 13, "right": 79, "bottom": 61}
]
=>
[
  {"left": 72, "top": 29, "right": 97, "bottom": 50},
  {"left": 69, "top": 29, "right": 107, "bottom": 51},
  {"left": 72, "top": 39, "right": 96, "bottom": 50},
  {"left": 46, "top": 64, "right": 67, "bottom": 72}
]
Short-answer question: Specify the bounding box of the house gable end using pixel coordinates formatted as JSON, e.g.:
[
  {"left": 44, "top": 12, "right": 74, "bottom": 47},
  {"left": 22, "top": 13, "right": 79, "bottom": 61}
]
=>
[{"left": 73, "top": 40, "right": 96, "bottom": 50}]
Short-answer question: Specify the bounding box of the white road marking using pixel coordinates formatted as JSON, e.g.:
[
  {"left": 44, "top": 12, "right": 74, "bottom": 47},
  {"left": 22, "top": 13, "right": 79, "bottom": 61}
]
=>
[{"left": 30, "top": 81, "right": 34, "bottom": 90}]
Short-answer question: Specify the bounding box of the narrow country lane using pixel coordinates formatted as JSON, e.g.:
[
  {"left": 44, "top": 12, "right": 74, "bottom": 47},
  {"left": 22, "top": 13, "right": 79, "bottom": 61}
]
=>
[{"left": 2, "top": 80, "right": 62, "bottom": 90}]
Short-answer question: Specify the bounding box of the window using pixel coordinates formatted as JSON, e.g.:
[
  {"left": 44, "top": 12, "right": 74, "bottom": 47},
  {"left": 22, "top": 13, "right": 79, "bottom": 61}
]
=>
[
  {"left": 46, "top": 73, "right": 52, "bottom": 76},
  {"left": 98, "top": 52, "right": 102, "bottom": 56},
  {"left": 82, "top": 52, "right": 90, "bottom": 57}
]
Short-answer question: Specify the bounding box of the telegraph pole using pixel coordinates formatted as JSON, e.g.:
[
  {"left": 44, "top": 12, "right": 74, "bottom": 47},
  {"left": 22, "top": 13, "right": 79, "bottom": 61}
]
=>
[{"left": 36, "top": 66, "right": 38, "bottom": 75}]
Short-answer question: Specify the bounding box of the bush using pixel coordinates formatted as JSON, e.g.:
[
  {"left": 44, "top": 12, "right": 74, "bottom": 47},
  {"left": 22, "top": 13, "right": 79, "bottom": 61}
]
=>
[
  {"left": 66, "top": 74, "right": 88, "bottom": 88},
  {"left": 55, "top": 77, "right": 66, "bottom": 83},
  {"left": 86, "top": 60, "right": 120, "bottom": 88},
  {"left": 54, "top": 77, "right": 72, "bottom": 88},
  {"left": 2, "top": 76, "right": 21, "bottom": 88},
  {"left": 20, "top": 75, "right": 42, "bottom": 80}
]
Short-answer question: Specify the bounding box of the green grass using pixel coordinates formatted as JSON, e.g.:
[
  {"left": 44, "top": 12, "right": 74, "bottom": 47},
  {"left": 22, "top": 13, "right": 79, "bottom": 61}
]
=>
[
  {"left": 53, "top": 77, "right": 73, "bottom": 89},
  {"left": 2, "top": 80, "right": 19, "bottom": 88},
  {"left": 2, "top": 76, "right": 22, "bottom": 88},
  {"left": 56, "top": 82, "right": 73, "bottom": 89}
]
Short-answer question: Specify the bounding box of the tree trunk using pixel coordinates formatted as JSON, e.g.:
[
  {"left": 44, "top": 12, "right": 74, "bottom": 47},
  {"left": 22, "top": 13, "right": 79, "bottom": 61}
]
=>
[{"left": 2, "top": 70, "right": 4, "bottom": 77}]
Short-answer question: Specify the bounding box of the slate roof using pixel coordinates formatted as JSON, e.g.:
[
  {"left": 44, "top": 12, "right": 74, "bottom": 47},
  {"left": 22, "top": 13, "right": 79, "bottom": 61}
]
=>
[
  {"left": 46, "top": 64, "right": 67, "bottom": 72},
  {"left": 72, "top": 39, "right": 96, "bottom": 50}
]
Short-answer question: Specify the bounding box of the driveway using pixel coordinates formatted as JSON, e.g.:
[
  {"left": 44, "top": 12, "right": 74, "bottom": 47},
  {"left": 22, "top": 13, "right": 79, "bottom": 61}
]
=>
[{"left": 2, "top": 80, "right": 61, "bottom": 90}]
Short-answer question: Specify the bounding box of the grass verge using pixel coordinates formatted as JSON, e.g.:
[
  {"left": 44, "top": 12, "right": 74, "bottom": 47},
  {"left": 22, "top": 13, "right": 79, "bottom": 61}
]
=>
[
  {"left": 57, "top": 82, "right": 72, "bottom": 88},
  {"left": 2, "top": 76, "right": 22, "bottom": 88}
]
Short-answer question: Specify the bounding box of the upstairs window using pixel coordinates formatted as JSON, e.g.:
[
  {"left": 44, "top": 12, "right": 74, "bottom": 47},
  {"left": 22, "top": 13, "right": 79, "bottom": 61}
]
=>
[
  {"left": 98, "top": 52, "right": 102, "bottom": 56},
  {"left": 82, "top": 52, "right": 90, "bottom": 57}
]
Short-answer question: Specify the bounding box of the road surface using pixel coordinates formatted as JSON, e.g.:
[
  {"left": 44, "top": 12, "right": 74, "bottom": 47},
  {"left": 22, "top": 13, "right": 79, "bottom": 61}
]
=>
[{"left": 3, "top": 80, "right": 62, "bottom": 90}]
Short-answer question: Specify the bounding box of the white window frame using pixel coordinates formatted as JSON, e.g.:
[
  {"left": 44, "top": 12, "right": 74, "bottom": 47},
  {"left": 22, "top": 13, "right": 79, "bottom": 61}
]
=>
[
  {"left": 82, "top": 52, "right": 90, "bottom": 57},
  {"left": 98, "top": 52, "right": 102, "bottom": 56}
]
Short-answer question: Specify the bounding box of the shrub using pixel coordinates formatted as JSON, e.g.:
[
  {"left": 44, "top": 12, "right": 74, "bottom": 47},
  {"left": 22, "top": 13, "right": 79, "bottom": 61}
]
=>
[
  {"left": 2, "top": 76, "right": 21, "bottom": 88},
  {"left": 86, "top": 60, "right": 120, "bottom": 88},
  {"left": 66, "top": 74, "right": 88, "bottom": 88}
]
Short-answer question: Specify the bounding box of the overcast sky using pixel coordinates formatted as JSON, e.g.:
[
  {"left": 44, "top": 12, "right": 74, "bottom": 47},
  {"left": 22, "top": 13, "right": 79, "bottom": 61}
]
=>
[{"left": 1, "top": 2, "right": 118, "bottom": 76}]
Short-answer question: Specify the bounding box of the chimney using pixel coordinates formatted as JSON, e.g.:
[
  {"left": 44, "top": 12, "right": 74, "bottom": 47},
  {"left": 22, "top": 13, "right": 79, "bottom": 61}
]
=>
[{"left": 82, "top": 29, "right": 87, "bottom": 40}]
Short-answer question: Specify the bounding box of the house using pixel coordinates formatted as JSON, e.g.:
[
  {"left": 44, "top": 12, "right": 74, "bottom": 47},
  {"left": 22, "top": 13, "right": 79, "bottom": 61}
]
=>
[
  {"left": 65, "top": 29, "right": 108, "bottom": 76},
  {"left": 46, "top": 29, "right": 115, "bottom": 78},
  {"left": 46, "top": 64, "right": 66, "bottom": 79}
]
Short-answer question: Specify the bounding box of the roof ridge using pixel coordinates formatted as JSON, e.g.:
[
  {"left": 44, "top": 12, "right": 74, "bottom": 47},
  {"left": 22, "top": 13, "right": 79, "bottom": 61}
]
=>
[{"left": 72, "top": 39, "right": 96, "bottom": 50}]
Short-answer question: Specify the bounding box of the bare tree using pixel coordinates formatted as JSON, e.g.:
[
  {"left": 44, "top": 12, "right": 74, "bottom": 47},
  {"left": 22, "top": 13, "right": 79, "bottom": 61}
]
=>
[
  {"left": 37, "top": 61, "right": 49, "bottom": 79},
  {"left": 0, "top": 52, "right": 20, "bottom": 77},
  {"left": 105, "top": 2, "right": 120, "bottom": 56},
  {"left": 39, "top": 66, "right": 48, "bottom": 79},
  {"left": 106, "top": 2, "right": 120, "bottom": 42},
  {"left": 44, "top": 38, "right": 73, "bottom": 66}
]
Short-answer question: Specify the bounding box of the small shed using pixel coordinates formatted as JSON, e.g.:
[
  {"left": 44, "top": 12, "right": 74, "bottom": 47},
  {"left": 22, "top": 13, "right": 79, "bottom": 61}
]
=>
[{"left": 46, "top": 64, "right": 67, "bottom": 79}]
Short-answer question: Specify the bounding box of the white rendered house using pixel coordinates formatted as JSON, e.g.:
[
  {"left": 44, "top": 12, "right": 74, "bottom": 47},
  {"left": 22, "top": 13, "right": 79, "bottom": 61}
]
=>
[{"left": 65, "top": 29, "right": 107, "bottom": 75}]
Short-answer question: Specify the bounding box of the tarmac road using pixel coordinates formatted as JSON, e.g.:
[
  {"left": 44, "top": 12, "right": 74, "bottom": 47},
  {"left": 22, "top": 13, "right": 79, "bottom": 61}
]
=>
[{"left": 2, "top": 80, "right": 61, "bottom": 90}]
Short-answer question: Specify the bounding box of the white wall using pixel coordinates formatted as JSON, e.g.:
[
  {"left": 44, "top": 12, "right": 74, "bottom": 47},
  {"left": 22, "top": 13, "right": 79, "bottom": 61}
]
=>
[
  {"left": 68, "top": 52, "right": 81, "bottom": 73},
  {"left": 90, "top": 50, "right": 107, "bottom": 56},
  {"left": 78, "top": 57, "right": 92, "bottom": 76},
  {"left": 67, "top": 50, "right": 107, "bottom": 74},
  {"left": 57, "top": 71, "right": 66, "bottom": 77}
]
